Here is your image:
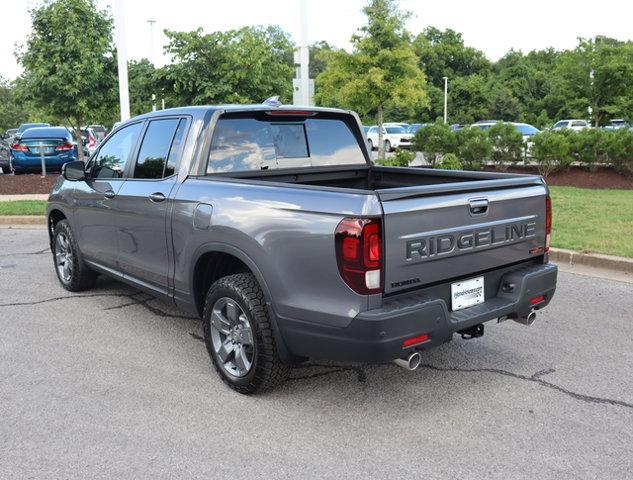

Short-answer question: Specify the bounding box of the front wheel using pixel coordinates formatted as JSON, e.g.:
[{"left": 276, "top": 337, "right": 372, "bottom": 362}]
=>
[
  {"left": 367, "top": 139, "right": 374, "bottom": 150},
  {"left": 384, "top": 140, "right": 392, "bottom": 152},
  {"left": 203, "top": 273, "right": 288, "bottom": 394},
  {"left": 52, "top": 220, "right": 97, "bottom": 291}
]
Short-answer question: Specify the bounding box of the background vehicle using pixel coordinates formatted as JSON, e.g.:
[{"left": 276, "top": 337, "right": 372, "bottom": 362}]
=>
[
  {"left": 48, "top": 105, "right": 557, "bottom": 394},
  {"left": 551, "top": 119, "right": 589, "bottom": 131},
  {"left": 87, "top": 124, "right": 108, "bottom": 142},
  {"left": 408, "top": 123, "right": 428, "bottom": 134},
  {"left": 11, "top": 127, "right": 77, "bottom": 174},
  {"left": 366, "top": 125, "right": 414, "bottom": 151},
  {"left": 0, "top": 139, "right": 12, "bottom": 174},
  {"left": 3, "top": 128, "right": 19, "bottom": 144},
  {"left": 602, "top": 119, "right": 630, "bottom": 131},
  {"left": 470, "top": 120, "right": 500, "bottom": 131},
  {"left": 81, "top": 127, "right": 98, "bottom": 155},
  {"left": 17, "top": 122, "right": 50, "bottom": 136}
]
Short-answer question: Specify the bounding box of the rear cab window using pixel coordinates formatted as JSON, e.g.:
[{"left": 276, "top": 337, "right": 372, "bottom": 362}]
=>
[{"left": 206, "top": 112, "right": 366, "bottom": 174}]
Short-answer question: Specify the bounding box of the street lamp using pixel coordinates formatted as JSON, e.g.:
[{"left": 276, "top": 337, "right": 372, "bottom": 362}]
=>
[
  {"left": 443, "top": 76, "right": 448, "bottom": 125},
  {"left": 147, "top": 19, "right": 157, "bottom": 112}
]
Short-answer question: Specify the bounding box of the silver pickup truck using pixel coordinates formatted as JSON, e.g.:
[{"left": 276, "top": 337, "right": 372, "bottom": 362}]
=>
[{"left": 47, "top": 105, "right": 557, "bottom": 393}]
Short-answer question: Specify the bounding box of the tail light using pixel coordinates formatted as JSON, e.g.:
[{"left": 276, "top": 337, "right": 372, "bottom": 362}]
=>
[
  {"left": 11, "top": 143, "right": 28, "bottom": 152},
  {"left": 335, "top": 217, "right": 382, "bottom": 295},
  {"left": 55, "top": 142, "right": 74, "bottom": 151},
  {"left": 545, "top": 195, "right": 552, "bottom": 252}
]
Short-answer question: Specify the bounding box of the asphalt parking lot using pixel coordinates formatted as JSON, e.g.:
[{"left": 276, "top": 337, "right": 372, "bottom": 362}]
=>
[{"left": 1, "top": 227, "right": 632, "bottom": 479}]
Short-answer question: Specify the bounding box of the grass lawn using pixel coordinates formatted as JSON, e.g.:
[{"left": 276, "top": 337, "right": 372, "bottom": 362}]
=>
[
  {"left": 550, "top": 186, "right": 633, "bottom": 258},
  {"left": 0, "top": 200, "right": 47, "bottom": 216}
]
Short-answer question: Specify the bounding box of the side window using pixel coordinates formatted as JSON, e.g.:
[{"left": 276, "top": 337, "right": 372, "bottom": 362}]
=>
[
  {"left": 133, "top": 119, "right": 180, "bottom": 179},
  {"left": 554, "top": 121, "right": 566, "bottom": 128},
  {"left": 92, "top": 123, "right": 143, "bottom": 179},
  {"left": 164, "top": 119, "right": 188, "bottom": 177},
  {"left": 571, "top": 120, "right": 587, "bottom": 127}
]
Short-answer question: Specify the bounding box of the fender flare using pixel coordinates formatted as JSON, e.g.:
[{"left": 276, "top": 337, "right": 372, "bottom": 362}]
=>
[{"left": 190, "top": 242, "right": 298, "bottom": 364}]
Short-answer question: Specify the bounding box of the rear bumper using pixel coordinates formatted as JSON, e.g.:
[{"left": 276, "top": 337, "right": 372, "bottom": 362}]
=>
[
  {"left": 12, "top": 153, "right": 75, "bottom": 172},
  {"left": 277, "top": 262, "right": 557, "bottom": 363}
]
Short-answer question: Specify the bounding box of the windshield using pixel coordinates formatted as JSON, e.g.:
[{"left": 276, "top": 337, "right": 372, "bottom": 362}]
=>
[
  {"left": 515, "top": 124, "right": 540, "bottom": 135},
  {"left": 385, "top": 127, "right": 406, "bottom": 134},
  {"left": 207, "top": 114, "right": 366, "bottom": 173}
]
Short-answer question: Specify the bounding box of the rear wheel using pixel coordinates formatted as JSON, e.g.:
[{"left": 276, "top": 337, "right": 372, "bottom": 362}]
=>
[
  {"left": 203, "top": 273, "right": 288, "bottom": 394},
  {"left": 52, "top": 220, "right": 97, "bottom": 292},
  {"left": 368, "top": 139, "right": 374, "bottom": 150},
  {"left": 1, "top": 166, "right": 11, "bottom": 174},
  {"left": 385, "top": 140, "right": 392, "bottom": 152}
]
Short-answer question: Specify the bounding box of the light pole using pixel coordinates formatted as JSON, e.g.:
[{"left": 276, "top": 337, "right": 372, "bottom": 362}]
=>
[
  {"left": 114, "top": 0, "right": 130, "bottom": 122},
  {"left": 443, "top": 76, "right": 448, "bottom": 125},
  {"left": 147, "top": 19, "right": 157, "bottom": 111}
]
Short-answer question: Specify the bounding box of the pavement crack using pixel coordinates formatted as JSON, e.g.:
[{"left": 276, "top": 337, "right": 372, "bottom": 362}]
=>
[
  {"left": 0, "top": 293, "right": 132, "bottom": 308},
  {"left": 417, "top": 364, "right": 633, "bottom": 410}
]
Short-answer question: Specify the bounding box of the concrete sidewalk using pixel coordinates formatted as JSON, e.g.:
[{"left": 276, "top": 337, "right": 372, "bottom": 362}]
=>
[{"left": 0, "top": 194, "right": 49, "bottom": 201}]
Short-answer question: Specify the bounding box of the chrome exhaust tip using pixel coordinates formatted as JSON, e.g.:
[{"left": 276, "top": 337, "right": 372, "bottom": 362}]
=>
[
  {"left": 393, "top": 351, "right": 422, "bottom": 371},
  {"left": 513, "top": 310, "right": 537, "bottom": 326}
]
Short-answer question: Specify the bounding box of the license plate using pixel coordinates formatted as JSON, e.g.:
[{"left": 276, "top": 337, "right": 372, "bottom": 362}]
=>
[
  {"left": 31, "top": 147, "right": 53, "bottom": 154},
  {"left": 451, "top": 276, "right": 484, "bottom": 311}
]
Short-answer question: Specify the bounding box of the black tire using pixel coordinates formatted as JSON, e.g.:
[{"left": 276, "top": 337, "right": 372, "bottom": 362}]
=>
[
  {"left": 385, "top": 140, "right": 392, "bottom": 152},
  {"left": 203, "top": 273, "right": 288, "bottom": 394},
  {"left": 52, "top": 220, "right": 97, "bottom": 292},
  {"left": 1, "top": 166, "right": 11, "bottom": 175},
  {"left": 368, "top": 139, "right": 374, "bottom": 150}
]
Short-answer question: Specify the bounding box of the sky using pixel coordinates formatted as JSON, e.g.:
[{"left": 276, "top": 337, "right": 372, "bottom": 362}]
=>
[{"left": 2, "top": 0, "right": 633, "bottom": 81}]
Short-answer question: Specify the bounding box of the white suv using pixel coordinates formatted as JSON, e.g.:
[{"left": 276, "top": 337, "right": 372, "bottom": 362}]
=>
[
  {"left": 366, "top": 125, "right": 414, "bottom": 151},
  {"left": 552, "top": 119, "right": 590, "bottom": 131}
]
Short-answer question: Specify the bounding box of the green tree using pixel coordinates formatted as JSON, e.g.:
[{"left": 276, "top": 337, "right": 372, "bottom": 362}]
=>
[
  {"left": 16, "top": 0, "right": 117, "bottom": 160},
  {"left": 412, "top": 122, "right": 455, "bottom": 167},
  {"left": 487, "top": 122, "right": 524, "bottom": 168},
  {"left": 128, "top": 59, "right": 157, "bottom": 116},
  {"left": 315, "top": 0, "right": 428, "bottom": 159},
  {"left": 413, "top": 27, "right": 491, "bottom": 87},
  {"left": 531, "top": 130, "right": 572, "bottom": 177},
  {"left": 455, "top": 127, "right": 491, "bottom": 170},
  {"left": 309, "top": 41, "right": 335, "bottom": 79},
  {"left": 159, "top": 26, "right": 294, "bottom": 106},
  {"left": 0, "top": 77, "right": 32, "bottom": 132}
]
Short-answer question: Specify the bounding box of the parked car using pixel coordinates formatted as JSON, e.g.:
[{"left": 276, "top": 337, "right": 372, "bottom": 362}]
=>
[
  {"left": 17, "top": 122, "right": 50, "bottom": 136},
  {"left": 3, "top": 128, "right": 18, "bottom": 144},
  {"left": 602, "top": 119, "right": 630, "bottom": 131},
  {"left": 551, "top": 119, "right": 589, "bottom": 131},
  {"left": 366, "top": 125, "right": 414, "bottom": 151},
  {"left": 10, "top": 127, "right": 78, "bottom": 174},
  {"left": 47, "top": 104, "right": 557, "bottom": 393},
  {"left": 87, "top": 124, "right": 108, "bottom": 142},
  {"left": 81, "top": 127, "right": 99, "bottom": 156},
  {"left": 471, "top": 121, "right": 539, "bottom": 141},
  {"left": 0, "top": 139, "right": 12, "bottom": 174},
  {"left": 408, "top": 123, "right": 428, "bottom": 134},
  {"left": 470, "top": 120, "right": 500, "bottom": 131}
]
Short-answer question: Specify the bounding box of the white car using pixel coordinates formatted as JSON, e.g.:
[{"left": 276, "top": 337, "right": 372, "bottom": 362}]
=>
[
  {"left": 552, "top": 119, "right": 590, "bottom": 131},
  {"left": 366, "top": 125, "right": 414, "bottom": 151}
]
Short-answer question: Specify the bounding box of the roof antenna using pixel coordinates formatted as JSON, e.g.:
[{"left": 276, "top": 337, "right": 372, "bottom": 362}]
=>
[{"left": 263, "top": 96, "right": 282, "bottom": 107}]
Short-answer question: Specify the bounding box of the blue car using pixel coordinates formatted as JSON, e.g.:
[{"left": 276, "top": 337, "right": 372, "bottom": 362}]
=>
[{"left": 10, "top": 127, "right": 78, "bottom": 174}]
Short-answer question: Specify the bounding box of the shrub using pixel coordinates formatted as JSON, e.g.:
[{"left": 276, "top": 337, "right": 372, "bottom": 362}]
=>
[
  {"left": 569, "top": 128, "right": 608, "bottom": 171},
  {"left": 378, "top": 148, "right": 416, "bottom": 167},
  {"left": 604, "top": 128, "right": 633, "bottom": 174},
  {"left": 487, "top": 122, "right": 524, "bottom": 169},
  {"left": 454, "top": 127, "right": 491, "bottom": 170},
  {"left": 436, "top": 153, "right": 463, "bottom": 170},
  {"left": 531, "top": 131, "right": 572, "bottom": 177},
  {"left": 413, "top": 122, "right": 456, "bottom": 167}
]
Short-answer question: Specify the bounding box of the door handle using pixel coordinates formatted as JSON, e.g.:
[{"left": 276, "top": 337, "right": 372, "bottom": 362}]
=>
[
  {"left": 103, "top": 190, "right": 116, "bottom": 199},
  {"left": 468, "top": 198, "right": 489, "bottom": 215},
  {"left": 149, "top": 192, "right": 166, "bottom": 203}
]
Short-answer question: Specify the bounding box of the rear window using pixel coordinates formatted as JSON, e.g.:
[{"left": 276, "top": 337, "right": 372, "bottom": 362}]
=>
[
  {"left": 571, "top": 120, "right": 587, "bottom": 127},
  {"left": 515, "top": 124, "right": 539, "bottom": 135},
  {"left": 206, "top": 115, "right": 366, "bottom": 173}
]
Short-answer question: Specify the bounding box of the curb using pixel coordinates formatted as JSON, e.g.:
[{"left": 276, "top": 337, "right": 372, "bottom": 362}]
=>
[
  {"left": 0, "top": 215, "right": 46, "bottom": 225},
  {"left": 549, "top": 248, "right": 633, "bottom": 274}
]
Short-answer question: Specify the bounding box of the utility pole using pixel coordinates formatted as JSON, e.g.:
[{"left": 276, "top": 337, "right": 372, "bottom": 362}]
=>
[
  {"left": 147, "top": 19, "right": 157, "bottom": 112},
  {"left": 293, "top": 0, "right": 313, "bottom": 105},
  {"left": 443, "top": 76, "right": 448, "bottom": 125},
  {"left": 114, "top": 0, "right": 130, "bottom": 121}
]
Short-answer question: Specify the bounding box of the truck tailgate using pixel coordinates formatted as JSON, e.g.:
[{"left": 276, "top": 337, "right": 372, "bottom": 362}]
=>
[{"left": 378, "top": 183, "right": 548, "bottom": 295}]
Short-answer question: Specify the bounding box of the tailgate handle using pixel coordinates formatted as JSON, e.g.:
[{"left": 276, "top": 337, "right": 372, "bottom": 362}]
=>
[{"left": 469, "top": 198, "right": 489, "bottom": 215}]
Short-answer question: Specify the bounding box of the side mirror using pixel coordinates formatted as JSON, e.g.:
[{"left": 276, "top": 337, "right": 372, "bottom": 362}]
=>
[{"left": 62, "top": 160, "right": 86, "bottom": 181}]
